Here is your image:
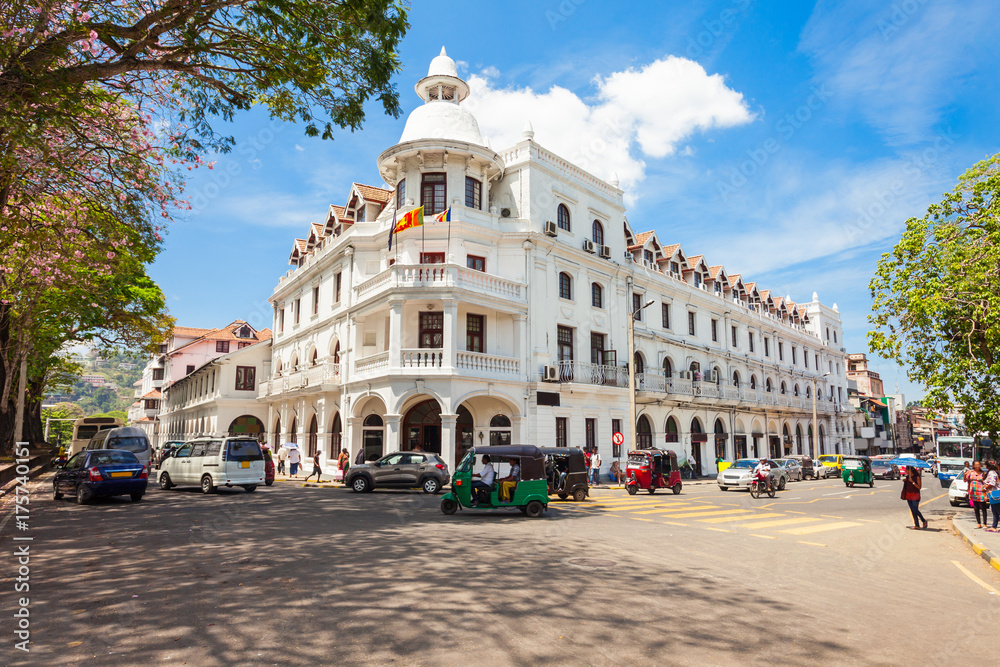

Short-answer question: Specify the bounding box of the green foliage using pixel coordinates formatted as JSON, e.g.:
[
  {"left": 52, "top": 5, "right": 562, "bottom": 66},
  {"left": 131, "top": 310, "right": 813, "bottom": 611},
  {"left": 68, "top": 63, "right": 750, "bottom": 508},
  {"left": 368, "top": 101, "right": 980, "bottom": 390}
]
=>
[
  {"left": 869, "top": 153, "right": 1000, "bottom": 438},
  {"left": 41, "top": 402, "right": 85, "bottom": 446}
]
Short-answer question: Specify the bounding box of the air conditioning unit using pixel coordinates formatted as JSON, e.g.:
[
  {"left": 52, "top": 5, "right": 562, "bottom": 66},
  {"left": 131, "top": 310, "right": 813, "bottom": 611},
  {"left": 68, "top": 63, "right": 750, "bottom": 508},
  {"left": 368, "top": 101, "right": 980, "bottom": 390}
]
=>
[
  {"left": 699, "top": 284, "right": 708, "bottom": 291},
  {"left": 582, "top": 239, "right": 596, "bottom": 253},
  {"left": 500, "top": 208, "right": 511, "bottom": 218},
  {"left": 646, "top": 261, "right": 657, "bottom": 271},
  {"left": 544, "top": 220, "right": 558, "bottom": 237},
  {"left": 599, "top": 244, "right": 611, "bottom": 259},
  {"left": 670, "top": 271, "right": 681, "bottom": 280},
  {"left": 678, "top": 370, "right": 692, "bottom": 379},
  {"left": 704, "top": 371, "right": 717, "bottom": 382},
  {"left": 542, "top": 365, "right": 558, "bottom": 382}
]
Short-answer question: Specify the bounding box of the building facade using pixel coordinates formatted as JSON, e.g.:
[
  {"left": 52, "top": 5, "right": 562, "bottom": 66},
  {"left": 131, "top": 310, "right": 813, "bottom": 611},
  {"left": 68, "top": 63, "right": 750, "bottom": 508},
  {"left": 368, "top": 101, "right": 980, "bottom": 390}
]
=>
[
  {"left": 259, "top": 48, "right": 852, "bottom": 476},
  {"left": 846, "top": 353, "right": 884, "bottom": 398}
]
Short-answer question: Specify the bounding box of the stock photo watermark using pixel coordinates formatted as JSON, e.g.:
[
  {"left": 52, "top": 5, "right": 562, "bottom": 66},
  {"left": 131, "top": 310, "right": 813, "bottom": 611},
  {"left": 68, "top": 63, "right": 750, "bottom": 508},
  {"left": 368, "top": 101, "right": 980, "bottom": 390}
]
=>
[{"left": 10, "top": 443, "right": 33, "bottom": 653}]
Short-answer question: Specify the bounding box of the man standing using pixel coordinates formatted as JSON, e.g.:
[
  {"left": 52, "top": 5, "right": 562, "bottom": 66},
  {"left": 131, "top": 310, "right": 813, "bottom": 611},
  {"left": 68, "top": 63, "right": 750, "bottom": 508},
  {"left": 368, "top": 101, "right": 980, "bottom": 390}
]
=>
[
  {"left": 590, "top": 448, "right": 602, "bottom": 486},
  {"left": 277, "top": 445, "right": 288, "bottom": 475},
  {"left": 288, "top": 446, "right": 302, "bottom": 478}
]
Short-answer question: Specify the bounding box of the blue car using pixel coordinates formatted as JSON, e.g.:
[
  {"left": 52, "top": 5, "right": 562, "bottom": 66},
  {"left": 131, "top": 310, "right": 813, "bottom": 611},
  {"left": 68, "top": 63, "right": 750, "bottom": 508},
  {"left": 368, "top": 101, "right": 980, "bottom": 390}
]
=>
[{"left": 53, "top": 449, "right": 148, "bottom": 504}]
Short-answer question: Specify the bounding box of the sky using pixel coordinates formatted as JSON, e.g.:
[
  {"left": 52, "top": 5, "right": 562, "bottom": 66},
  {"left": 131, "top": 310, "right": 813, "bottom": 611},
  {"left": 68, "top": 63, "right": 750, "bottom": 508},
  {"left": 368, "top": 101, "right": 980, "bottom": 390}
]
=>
[{"left": 155, "top": 0, "right": 1000, "bottom": 403}]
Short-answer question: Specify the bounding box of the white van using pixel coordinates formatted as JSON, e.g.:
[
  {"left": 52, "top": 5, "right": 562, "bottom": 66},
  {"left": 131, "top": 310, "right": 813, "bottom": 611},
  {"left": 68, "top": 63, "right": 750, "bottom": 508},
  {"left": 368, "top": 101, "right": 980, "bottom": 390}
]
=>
[
  {"left": 158, "top": 437, "right": 265, "bottom": 494},
  {"left": 87, "top": 426, "right": 152, "bottom": 470}
]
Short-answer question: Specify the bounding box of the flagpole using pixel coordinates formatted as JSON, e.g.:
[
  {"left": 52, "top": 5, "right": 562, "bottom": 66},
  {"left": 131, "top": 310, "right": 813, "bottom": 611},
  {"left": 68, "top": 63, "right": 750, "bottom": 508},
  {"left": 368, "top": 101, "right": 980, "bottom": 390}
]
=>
[{"left": 446, "top": 209, "right": 452, "bottom": 264}]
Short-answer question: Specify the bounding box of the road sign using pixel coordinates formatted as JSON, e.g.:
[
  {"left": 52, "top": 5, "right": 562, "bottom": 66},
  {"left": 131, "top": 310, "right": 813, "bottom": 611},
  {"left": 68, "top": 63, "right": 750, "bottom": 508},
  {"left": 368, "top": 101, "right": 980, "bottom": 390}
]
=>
[{"left": 612, "top": 432, "right": 624, "bottom": 446}]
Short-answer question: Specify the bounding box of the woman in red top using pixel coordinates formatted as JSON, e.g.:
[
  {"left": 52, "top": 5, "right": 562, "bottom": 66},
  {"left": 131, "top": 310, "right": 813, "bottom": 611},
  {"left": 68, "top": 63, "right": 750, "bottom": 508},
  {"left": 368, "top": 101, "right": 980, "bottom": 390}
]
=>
[
  {"left": 902, "top": 467, "right": 927, "bottom": 530},
  {"left": 965, "top": 460, "right": 989, "bottom": 528}
]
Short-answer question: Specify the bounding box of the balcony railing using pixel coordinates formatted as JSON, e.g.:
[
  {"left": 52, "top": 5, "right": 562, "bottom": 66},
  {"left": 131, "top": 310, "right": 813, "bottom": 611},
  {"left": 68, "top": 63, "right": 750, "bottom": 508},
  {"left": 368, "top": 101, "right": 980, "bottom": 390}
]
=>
[
  {"left": 261, "top": 361, "right": 341, "bottom": 398},
  {"left": 356, "top": 351, "right": 390, "bottom": 375},
  {"left": 557, "top": 360, "right": 629, "bottom": 387},
  {"left": 457, "top": 351, "right": 520, "bottom": 375},
  {"left": 401, "top": 349, "right": 444, "bottom": 368},
  {"left": 354, "top": 263, "right": 526, "bottom": 304}
]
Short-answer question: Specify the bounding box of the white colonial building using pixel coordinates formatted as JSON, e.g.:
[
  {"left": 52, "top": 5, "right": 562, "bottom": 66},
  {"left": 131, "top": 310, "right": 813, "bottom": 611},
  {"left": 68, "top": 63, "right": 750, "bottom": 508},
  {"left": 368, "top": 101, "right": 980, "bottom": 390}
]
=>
[{"left": 259, "top": 48, "right": 853, "bottom": 476}]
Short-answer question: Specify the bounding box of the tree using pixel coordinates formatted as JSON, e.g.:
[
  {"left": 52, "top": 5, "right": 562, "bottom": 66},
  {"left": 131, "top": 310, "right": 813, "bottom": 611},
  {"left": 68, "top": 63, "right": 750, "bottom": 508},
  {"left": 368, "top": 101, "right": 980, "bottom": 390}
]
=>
[
  {"left": 40, "top": 401, "right": 84, "bottom": 446},
  {"left": 869, "top": 153, "right": 1000, "bottom": 440}
]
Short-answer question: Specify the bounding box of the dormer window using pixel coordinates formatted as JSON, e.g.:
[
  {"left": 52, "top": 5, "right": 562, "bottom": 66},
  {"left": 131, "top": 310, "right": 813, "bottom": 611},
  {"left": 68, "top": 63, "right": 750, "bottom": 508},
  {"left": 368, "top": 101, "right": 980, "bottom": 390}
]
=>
[
  {"left": 355, "top": 204, "right": 365, "bottom": 222},
  {"left": 670, "top": 261, "right": 679, "bottom": 274},
  {"left": 236, "top": 324, "right": 252, "bottom": 339}
]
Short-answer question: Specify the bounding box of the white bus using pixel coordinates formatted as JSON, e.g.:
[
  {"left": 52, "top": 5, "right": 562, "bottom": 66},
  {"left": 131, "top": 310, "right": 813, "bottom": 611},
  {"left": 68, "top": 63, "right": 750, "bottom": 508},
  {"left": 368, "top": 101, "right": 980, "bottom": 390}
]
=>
[
  {"left": 936, "top": 436, "right": 975, "bottom": 482},
  {"left": 70, "top": 416, "right": 124, "bottom": 455}
]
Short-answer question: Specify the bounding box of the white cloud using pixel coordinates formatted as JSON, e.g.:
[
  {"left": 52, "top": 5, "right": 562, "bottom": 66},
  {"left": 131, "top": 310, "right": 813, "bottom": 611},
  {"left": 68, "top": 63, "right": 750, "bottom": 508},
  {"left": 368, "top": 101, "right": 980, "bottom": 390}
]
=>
[
  {"left": 294, "top": 144, "right": 305, "bottom": 152},
  {"left": 464, "top": 55, "right": 754, "bottom": 198}
]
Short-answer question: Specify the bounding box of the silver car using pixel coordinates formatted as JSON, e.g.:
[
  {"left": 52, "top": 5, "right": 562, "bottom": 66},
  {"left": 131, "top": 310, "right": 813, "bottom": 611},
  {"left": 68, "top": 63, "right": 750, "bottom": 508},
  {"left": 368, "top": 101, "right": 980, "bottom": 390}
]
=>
[
  {"left": 345, "top": 451, "right": 451, "bottom": 494},
  {"left": 717, "top": 459, "right": 790, "bottom": 491},
  {"left": 773, "top": 458, "right": 803, "bottom": 482}
]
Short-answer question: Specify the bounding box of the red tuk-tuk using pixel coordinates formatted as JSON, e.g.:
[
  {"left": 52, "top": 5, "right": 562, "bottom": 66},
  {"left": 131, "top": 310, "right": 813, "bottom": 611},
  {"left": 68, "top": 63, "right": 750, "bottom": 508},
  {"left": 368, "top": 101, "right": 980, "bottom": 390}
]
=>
[{"left": 626, "top": 449, "right": 682, "bottom": 495}]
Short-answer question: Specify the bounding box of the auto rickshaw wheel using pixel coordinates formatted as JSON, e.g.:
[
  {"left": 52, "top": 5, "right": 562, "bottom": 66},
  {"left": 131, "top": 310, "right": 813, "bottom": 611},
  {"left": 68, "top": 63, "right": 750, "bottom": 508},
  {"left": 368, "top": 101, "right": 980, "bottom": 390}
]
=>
[
  {"left": 524, "top": 500, "right": 544, "bottom": 518},
  {"left": 440, "top": 498, "right": 458, "bottom": 515},
  {"left": 672, "top": 483, "right": 682, "bottom": 495},
  {"left": 557, "top": 492, "right": 568, "bottom": 500},
  {"left": 778, "top": 477, "right": 786, "bottom": 491},
  {"left": 572, "top": 488, "right": 587, "bottom": 502},
  {"left": 626, "top": 484, "right": 638, "bottom": 496},
  {"left": 648, "top": 487, "right": 656, "bottom": 494}
]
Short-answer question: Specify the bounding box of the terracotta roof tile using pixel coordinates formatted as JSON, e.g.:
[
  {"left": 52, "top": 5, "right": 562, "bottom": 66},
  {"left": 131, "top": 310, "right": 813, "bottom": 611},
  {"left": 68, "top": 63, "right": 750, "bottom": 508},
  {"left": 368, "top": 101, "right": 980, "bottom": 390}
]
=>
[
  {"left": 660, "top": 243, "right": 681, "bottom": 257},
  {"left": 634, "top": 231, "right": 655, "bottom": 245},
  {"left": 686, "top": 255, "right": 705, "bottom": 269},
  {"left": 309, "top": 223, "right": 325, "bottom": 239},
  {"left": 354, "top": 183, "right": 393, "bottom": 204},
  {"left": 328, "top": 205, "right": 347, "bottom": 220},
  {"left": 172, "top": 326, "right": 214, "bottom": 338},
  {"left": 708, "top": 265, "right": 726, "bottom": 280},
  {"left": 141, "top": 388, "right": 162, "bottom": 399}
]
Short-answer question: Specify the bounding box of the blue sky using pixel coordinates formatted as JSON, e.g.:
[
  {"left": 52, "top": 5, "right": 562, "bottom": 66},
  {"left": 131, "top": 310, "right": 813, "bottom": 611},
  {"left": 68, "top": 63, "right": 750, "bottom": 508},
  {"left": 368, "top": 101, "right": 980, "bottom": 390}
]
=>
[{"left": 157, "top": 0, "right": 1000, "bottom": 402}]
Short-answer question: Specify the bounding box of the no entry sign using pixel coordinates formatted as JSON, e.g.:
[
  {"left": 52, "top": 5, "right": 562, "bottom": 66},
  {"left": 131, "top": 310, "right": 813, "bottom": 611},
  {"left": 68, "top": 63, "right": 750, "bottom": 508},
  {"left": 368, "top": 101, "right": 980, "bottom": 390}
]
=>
[{"left": 612, "top": 432, "right": 624, "bottom": 446}]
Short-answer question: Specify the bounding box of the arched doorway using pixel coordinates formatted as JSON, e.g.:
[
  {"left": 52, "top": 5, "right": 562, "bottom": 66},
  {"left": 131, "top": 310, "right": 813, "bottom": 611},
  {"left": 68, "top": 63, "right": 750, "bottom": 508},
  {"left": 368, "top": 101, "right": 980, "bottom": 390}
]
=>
[
  {"left": 637, "top": 414, "right": 653, "bottom": 449},
  {"left": 663, "top": 357, "right": 673, "bottom": 378},
  {"left": 489, "top": 414, "right": 512, "bottom": 446},
  {"left": 782, "top": 424, "right": 791, "bottom": 456},
  {"left": 332, "top": 341, "right": 341, "bottom": 364},
  {"left": 273, "top": 416, "right": 281, "bottom": 447},
  {"left": 795, "top": 424, "right": 803, "bottom": 454},
  {"left": 330, "top": 413, "right": 342, "bottom": 455},
  {"left": 289, "top": 416, "right": 298, "bottom": 444},
  {"left": 690, "top": 418, "right": 705, "bottom": 476},
  {"left": 713, "top": 418, "right": 727, "bottom": 464},
  {"left": 227, "top": 415, "right": 264, "bottom": 437},
  {"left": 665, "top": 416, "right": 679, "bottom": 446},
  {"left": 362, "top": 414, "right": 384, "bottom": 461},
  {"left": 456, "top": 406, "right": 474, "bottom": 464},
  {"left": 404, "top": 400, "right": 442, "bottom": 454},
  {"left": 307, "top": 416, "right": 318, "bottom": 457},
  {"left": 634, "top": 352, "right": 645, "bottom": 374},
  {"left": 820, "top": 424, "right": 829, "bottom": 455}
]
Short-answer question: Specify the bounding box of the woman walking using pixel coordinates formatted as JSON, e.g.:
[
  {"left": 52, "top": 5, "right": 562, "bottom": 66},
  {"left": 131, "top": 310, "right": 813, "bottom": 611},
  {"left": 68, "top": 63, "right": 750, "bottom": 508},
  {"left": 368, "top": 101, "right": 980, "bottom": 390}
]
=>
[
  {"left": 304, "top": 450, "right": 323, "bottom": 482},
  {"left": 965, "top": 460, "right": 989, "bottom": 529},
  {"left": 902, "top": 467, "right": 927, "bottom": 530},
  {"left": 984, "top": 460, "right": 999, "bottom": 533}
]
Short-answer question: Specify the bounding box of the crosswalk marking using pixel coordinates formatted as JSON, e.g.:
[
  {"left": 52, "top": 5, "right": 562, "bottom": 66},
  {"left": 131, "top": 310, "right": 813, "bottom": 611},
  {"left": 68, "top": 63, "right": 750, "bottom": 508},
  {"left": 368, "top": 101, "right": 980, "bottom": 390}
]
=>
[
  {"left": 778, "top": 521, "right": 863, "bottom": 535},
  {"left": 734, "top": 517, "right": 821, "bottom": 529},
  {"left": 630, "top": 505, "right": 715, "bottom": 515},
  {"left": 698, "top": 513, "right": 785, "bottom": 524},
  {"left": 662, "top": 521, "right": 689, "bottom": 526},
  {"left": 661, "top": 509, "right": 754, "bottom": 519}
]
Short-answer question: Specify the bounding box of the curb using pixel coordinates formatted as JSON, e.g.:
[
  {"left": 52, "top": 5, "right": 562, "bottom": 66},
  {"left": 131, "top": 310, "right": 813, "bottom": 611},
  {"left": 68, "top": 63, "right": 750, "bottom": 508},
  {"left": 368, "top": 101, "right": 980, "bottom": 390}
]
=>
[{"left": 951, "top": 518, "right": 1000, "bottom": 574}]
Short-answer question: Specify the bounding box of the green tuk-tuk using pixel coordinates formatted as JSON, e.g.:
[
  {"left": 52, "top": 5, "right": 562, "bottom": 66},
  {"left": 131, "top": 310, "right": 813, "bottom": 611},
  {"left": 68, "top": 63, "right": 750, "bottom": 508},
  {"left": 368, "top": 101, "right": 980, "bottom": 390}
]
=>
[
  {"left": 842, "top": 456, "right": 874, "bottom": 487},
  {"left": 440, "top": 445, "right": 549, "bottom": 518}
]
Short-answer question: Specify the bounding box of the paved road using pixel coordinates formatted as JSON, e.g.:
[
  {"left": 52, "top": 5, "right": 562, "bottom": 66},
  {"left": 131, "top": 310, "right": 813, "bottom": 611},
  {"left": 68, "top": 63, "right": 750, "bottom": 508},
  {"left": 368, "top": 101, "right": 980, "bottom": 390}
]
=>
[{"left": 2, "top": 473, "right": 998, "bottom": 666}]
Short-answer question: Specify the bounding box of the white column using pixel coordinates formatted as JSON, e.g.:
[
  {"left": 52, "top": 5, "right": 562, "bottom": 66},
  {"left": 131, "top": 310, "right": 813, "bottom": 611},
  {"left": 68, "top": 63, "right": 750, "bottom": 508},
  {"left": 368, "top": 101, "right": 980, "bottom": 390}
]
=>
[
  {"left": 385, "top": 414, "right": 402, "bottom": 453},
  {"left": 388, "top": 300, "right": 402, "bottom": 370},
  {"left": 440, "top": 413, "right": 458, "bottom": 469},
  {"left": 346, "top": 416, "right": 362, "bottom": 461},
  {"left": 443, "top": 299, "right": 458, "bottom": 369}
]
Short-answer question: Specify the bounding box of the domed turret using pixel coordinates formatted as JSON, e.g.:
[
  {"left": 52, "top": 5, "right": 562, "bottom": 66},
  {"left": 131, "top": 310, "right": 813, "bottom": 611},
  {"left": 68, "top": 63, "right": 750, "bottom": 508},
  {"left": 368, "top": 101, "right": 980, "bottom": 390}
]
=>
[{"left": 399, "top": 47, "right": 482, "bottom": 145}]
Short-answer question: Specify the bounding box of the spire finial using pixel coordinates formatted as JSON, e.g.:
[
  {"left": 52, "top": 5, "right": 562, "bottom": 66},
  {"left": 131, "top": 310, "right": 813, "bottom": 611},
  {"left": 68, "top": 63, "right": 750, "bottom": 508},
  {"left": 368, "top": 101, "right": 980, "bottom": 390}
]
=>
[
  {"left": 521, "top": 120, "right": 534, "bottom": 140},
  {"left": 440, "top": 46, "right": 447, "bottom": 57}
]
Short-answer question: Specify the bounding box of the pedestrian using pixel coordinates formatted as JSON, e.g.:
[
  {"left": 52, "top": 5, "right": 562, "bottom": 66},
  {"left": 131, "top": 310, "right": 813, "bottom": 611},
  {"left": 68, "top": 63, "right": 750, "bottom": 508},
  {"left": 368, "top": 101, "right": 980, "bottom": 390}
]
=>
[
  {"left": 901, "top": 467, "right": 927, "bottom": 530},
  {"left": 277, "top": 445, "right": 288, "bottom": 475},
  {"left": 288, "top": 445, "right": 302, "bottom": 478},
  {"left": 609, "top": 460, "right": 624, "bottom": 484},
  {"left": 966, "top": 460, "right": 989, "bottom": 529},
  {"left": 304, "top": 449, "right": 323, "bottom": 482},
  {"left": 338, "top": 447, "right": 350, "bottom": 482},
  {"left": 984, "top": 460, "right": 1000, "bottom": 533},
  {"left": 583, "top": 448, "right": 592, "bottom": 471},
  {"left": 590, "top": 448, "right": 602, "bottom": 486},
  {"left": 355, "top": 448, "right": 365, "bottom": 466}
]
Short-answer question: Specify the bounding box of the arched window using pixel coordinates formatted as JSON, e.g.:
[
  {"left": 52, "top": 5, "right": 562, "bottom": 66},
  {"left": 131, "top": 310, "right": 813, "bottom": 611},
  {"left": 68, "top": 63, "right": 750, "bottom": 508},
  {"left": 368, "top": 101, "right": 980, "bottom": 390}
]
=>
[
  {"left": 557, "top": 203, "right": 571, "bottom": 231},
  {"left": 591, "top": 282, "right": 603, "bottom": 308},
  {"left": 805, "top": 385, "right": 812, "bottom": 399},
  {"left": 592, "top": 220, "right": 604, "bottom": 245},
  {"left": 558, "top": 272, "right": 572, "bottom": 300},
  {"left": 765, "top": 378, "right": 773, "bottom": 393},
  {"left": 713, "top": 366, "right": 722, "bottom": 385},
  {"left": 780, "top": 381, "right": 787, "bottom": 395},
  {"left": 363, "top": 414, "right": 384, "bottom": 427},
  {"left": 636, "top": 414, "right": 653, "bottom": 449},
  {"left": 634, "top": 352, "right": 645, "bottom": 374},
  {"left": 793, "top": 384, "right": 800, "bottom": 396},
  {"left": 332, "top": 341, "right": 340, "bottom": 364},
  {"left": 290, "top": 354, "right": 299, "bottom": 371},
  {"left": 310, "top": 349, "right": 318, "bottom": 366},
  {"left": 489, "top": 414, "right": 512, "bottom": 447},
  {"left": 275, "top": 359, "right": 283, "bottom": 376},
  {"left": 732, "top": 371, "right": 741, "bottom": 388},
  {"left": 750, "top": 374, "right": 757, "bottom": 390},
  {"left": 665, "top": 416, "right": 680, "bottom": 443},
  {"left": 663, "top": 357, "right": 673, "bottom": 378}
]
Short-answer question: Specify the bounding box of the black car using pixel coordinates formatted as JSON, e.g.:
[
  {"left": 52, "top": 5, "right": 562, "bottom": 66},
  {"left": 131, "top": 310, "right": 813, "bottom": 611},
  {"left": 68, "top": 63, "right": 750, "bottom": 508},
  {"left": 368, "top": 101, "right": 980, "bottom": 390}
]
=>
[
  {"left": 53, "top": 449, "right": 148, "bottom": 504},
  {"left": 345, "top": 451, "right": 450, "bottom": 494},
  {"left": 871, "top": 459, "right": 900, "bottom": 480}
]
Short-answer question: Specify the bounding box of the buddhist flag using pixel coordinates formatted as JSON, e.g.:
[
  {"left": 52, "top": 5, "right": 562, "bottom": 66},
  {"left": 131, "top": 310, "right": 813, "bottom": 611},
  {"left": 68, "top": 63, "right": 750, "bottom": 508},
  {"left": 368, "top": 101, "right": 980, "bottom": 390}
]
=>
[
  {"left": 433, "top": 207, "right": 451, "bottom": 223},
  {"left": 394, "top": 206, "right": 424, "bottom": 234}
]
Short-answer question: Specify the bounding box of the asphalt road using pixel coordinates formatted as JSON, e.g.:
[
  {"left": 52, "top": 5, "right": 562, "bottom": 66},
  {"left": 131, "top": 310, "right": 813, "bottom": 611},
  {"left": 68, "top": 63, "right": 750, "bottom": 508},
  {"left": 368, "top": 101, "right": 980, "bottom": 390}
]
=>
[{"left": 2, "top": 472, "right": 998, "bottom": 666}]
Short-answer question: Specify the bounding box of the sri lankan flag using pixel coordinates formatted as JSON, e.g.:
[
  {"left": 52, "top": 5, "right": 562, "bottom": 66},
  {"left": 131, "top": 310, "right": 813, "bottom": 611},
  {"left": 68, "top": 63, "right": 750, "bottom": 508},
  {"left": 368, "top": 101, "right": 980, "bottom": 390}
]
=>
[
  {"left": 433, "top": 207, "right": 451, "bottom": 223},
  {"left": 394, "top": 206, "right": 424, "bottom": 233}
]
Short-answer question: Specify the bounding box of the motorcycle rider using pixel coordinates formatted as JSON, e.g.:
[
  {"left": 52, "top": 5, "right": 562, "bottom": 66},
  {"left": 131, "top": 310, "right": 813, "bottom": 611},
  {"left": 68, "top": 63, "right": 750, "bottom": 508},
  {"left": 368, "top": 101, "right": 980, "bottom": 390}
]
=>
[{"left": 752, "top": 458, "right": 772, "bottom": 492}]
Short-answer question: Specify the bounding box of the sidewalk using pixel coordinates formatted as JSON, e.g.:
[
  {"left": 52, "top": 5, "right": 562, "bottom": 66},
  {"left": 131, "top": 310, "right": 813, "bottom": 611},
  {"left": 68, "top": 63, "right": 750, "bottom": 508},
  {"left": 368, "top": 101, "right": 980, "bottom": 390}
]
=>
[{"left": 952, "top": 513, "right": 1000, "bottom": 574}]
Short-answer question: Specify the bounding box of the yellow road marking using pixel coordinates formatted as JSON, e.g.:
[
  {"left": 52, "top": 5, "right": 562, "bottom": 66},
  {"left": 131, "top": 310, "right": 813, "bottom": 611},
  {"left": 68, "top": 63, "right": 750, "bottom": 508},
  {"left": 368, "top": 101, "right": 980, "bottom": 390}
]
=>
[
  {"left": 736, "top": 517, "right": 822, "bottom": 529},
  {"left": 699, "top": 513, "right": 785, "bottom": 523},
  {"left": 779, "top": 521, "right": 863, "bottom": 535},
  {"left": 921, "top": 492, "right": 947, "bottom": 507},
  {"left": 751, "top": 534, "right": 778, "bottom": 539},
  {"left": 859, "top": 519, "right": 882, "bottom": 523},
  {"left": 630, "top": 505, "right": 717, "bottom": 515},
  {"left": 785, "top": 510, "right": 807, "bottom": 514},
  {"left": 630, "top": 517, "right": 655, "bottom": 522},
  {"left": 662, "top": 521, "right": 689, "bottom": 526},
  {"left": 820, "top": 515, "right": 844, "bottom": 519},
  {"left": 798, "top": 541, "right": 828, "bottom": 547},
  {"left": 951, "top": 560, "right": 1000, "bottom": 595},
  {"left": 703, "top": 527, "right": 732, "bottom": 532},
  {"left": 661, "top": 509, "right": 754, "bottom": 519}
]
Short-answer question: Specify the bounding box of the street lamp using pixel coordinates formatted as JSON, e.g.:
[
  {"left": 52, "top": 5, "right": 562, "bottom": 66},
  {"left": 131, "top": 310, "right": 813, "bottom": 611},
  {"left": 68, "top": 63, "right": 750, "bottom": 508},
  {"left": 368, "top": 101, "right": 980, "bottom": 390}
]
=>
[
  {"left": 628, "top": 299, "right": 656, "bottom": 452},
  {"left": 811, "top": 371, "right": 831, "bottom": 461}
]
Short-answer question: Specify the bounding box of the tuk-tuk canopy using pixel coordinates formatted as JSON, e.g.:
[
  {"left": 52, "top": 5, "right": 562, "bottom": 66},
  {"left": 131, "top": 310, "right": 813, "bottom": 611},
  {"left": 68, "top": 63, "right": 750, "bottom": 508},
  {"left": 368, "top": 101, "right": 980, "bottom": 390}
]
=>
[
  {"left": 538, "top": 447, "right": 587, "bottom": 474},
  {"left": 627, "top": 448, "right": 678, "bottom": 471},
  {"left": 471, "top": 445, "right": 546, "bottom": 481}
]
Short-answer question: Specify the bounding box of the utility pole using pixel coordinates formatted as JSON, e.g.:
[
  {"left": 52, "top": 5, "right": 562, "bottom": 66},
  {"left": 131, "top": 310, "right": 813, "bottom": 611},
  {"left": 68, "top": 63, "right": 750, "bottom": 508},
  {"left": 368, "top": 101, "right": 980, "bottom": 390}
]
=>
[
  {"left": 811, "top": 371, "right": 830, "bottom": 460},
  {"left": 627, "top": 298, "right": 655, "bottom": 450}
]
